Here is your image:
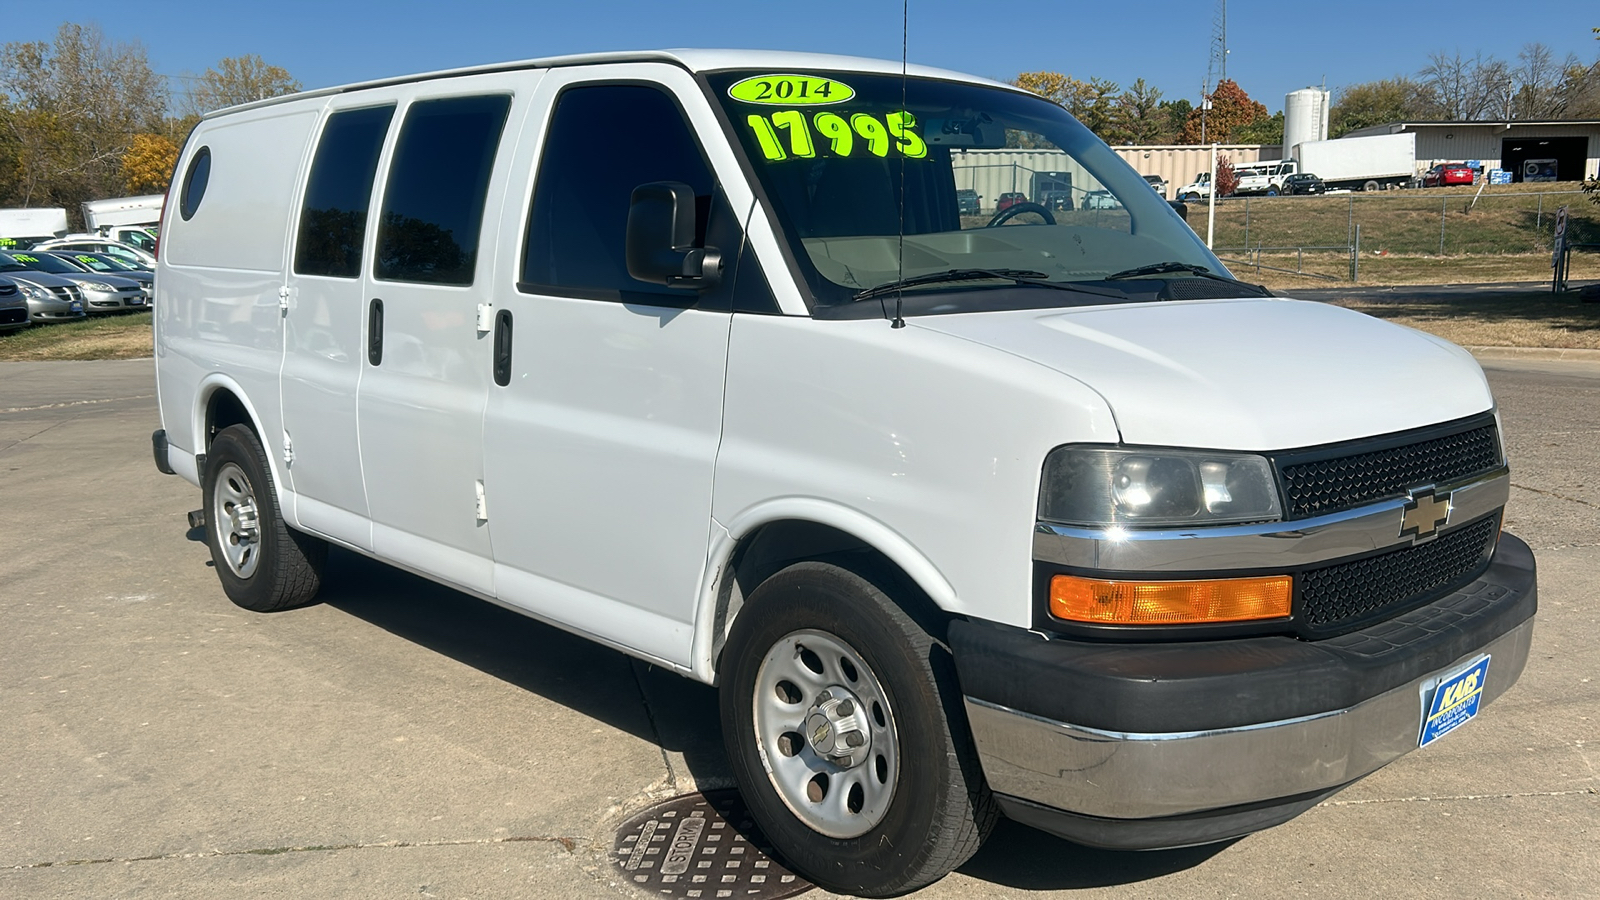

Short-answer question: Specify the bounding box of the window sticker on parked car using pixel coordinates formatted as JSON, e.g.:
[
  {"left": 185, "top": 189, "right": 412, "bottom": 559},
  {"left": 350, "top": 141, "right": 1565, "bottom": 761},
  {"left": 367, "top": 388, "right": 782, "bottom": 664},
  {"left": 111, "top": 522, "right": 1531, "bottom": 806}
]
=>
[
  {"left": 744, "top": 110, "right": 927, "bottom": 161},
  {"left": 728, "top": 74, "right": 855, "bottom": 106}
]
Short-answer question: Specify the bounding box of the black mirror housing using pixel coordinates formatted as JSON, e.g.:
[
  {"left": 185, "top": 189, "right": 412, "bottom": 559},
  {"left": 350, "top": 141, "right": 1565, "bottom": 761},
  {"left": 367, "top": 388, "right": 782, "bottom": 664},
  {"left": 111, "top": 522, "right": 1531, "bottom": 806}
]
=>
[{"left": 626, "top": 181, "right": 723, "bottom": 290}]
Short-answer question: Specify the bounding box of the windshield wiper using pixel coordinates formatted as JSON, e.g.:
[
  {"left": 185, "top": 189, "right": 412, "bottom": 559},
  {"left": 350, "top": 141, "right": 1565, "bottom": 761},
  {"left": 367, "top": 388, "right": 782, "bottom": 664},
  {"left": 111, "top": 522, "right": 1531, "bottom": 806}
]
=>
[
  {"left": 853, "top": 268, "right": 1126, "bottom": 302},
  {"left": 1104, "top": 261, "right": 1272, "bottom": 295}
]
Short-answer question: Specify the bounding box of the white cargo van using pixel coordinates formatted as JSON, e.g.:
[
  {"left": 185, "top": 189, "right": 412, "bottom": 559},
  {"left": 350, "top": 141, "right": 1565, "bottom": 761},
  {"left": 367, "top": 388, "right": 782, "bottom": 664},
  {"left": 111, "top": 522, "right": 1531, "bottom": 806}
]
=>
[{"left": 151, "top": 50, "right": 1536, "bottom": 896}]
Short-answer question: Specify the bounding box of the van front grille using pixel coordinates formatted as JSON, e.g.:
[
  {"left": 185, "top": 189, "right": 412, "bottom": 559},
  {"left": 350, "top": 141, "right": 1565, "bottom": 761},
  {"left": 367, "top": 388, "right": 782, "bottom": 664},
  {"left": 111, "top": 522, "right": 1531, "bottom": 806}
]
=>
[
  {"left": 1277, "top": 422, "right": 1501, "bottom": 519},
  {"left": 1299, "top": 516, "right": 1499, "bottom": 635}
]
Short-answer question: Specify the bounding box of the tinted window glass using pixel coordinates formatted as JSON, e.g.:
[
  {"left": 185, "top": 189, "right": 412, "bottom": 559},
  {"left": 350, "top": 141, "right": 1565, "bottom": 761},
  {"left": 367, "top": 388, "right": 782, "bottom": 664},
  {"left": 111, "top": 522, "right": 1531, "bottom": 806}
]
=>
[
  {"left": 295, "top": 105, "right": 394, "bottom": 278},
  {"left": 180, "top": 147, "right": 210, "bottom": 220},
  {"left": 375, "top": 94, "right": 510, "bottom": 286},
  {"left": 522, "top": 85, "right": 716, "bottom": 301}
]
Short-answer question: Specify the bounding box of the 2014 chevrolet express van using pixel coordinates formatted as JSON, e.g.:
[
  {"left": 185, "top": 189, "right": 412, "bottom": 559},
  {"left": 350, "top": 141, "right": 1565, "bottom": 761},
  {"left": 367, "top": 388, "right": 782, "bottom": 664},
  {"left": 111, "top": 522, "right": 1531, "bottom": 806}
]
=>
[{"left": 151, "top": 50, "right": 1536, "bottom": 896}]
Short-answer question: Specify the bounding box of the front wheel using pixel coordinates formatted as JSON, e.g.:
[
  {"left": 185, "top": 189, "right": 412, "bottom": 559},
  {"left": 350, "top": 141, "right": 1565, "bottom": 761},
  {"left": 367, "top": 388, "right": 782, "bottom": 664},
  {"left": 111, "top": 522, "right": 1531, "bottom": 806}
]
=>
[
  {"left": 203, "top": 424, "right": 326, "bottom": 612},
  {"left": 719, "top": 561, "right": 994, "bottom": 897},
  {"left": 1181, "top": 192, "right": 1201, "bottom": 202}
]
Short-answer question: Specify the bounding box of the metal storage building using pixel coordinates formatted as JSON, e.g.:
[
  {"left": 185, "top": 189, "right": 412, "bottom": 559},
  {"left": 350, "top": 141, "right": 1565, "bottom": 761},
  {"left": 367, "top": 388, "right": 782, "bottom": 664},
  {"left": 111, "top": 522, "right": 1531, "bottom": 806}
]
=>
[{"left": 1341, "top": 120, "right": 1600, "bottom": 182}]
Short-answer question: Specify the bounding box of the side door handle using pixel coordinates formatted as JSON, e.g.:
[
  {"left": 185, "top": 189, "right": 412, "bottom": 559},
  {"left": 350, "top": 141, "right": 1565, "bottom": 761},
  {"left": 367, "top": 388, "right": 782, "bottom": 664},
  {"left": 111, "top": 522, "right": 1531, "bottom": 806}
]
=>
[
  {"left": 367, "top": 298, "right": 384, "bottom": 366},
  {"left": 492, "top": 309, "right": 513, "bottom": 386}
]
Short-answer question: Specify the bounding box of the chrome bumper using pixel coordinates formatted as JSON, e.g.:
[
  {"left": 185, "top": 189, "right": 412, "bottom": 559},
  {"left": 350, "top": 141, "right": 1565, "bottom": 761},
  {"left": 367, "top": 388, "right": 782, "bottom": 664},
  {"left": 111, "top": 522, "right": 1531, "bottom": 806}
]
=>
[{"left": 964, "top": 616, "right": 1533, "bottom": 820}]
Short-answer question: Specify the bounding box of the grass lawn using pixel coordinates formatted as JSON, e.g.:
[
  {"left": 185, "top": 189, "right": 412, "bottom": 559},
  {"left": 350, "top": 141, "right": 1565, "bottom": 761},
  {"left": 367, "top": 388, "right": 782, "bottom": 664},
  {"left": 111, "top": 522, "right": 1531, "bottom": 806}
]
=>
[
  {"left": 0, "top": 311, "right": 153, "bottom": 361},
  {"left": 1313, "top": 287, "right": 1600, "bottom": 351}
]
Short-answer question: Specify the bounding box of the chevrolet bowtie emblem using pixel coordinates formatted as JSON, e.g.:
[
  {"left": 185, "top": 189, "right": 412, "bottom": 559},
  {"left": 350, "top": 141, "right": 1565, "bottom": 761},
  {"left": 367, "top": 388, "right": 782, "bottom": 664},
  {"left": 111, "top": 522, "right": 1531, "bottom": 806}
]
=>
[{"left": 1400, "top": 488, "right": 1452, "bottom": 541}]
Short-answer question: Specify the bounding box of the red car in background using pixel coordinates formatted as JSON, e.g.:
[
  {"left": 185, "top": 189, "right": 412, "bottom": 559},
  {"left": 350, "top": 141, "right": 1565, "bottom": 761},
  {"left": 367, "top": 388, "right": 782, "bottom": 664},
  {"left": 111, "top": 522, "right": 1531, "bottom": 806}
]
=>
[
  {"left": 1423, "top": 163, "right": 1475, "bottom": 187},
  {"left": 995, "top": 191, "right": 1028, "bottom": 211}
]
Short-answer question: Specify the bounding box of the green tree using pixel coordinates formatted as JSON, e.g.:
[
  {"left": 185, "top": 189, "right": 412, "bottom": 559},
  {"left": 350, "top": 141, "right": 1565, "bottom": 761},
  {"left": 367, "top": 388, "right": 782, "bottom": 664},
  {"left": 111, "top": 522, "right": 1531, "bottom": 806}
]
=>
[
  {"left": 1330, "top": 77, "right": 1435, "bottom": 136},
  {"left": 1105, "top": 78, "right": 1166, "bottom": 144},
  {"left": 1233, "top": 110, "right": 1284, "bottom": 145},
  {"left": 1158, "top": 99, "right": 1192, "bottom": 143},
  {"left": 183, "top": 54, "right": 300, "bottom": 115}
]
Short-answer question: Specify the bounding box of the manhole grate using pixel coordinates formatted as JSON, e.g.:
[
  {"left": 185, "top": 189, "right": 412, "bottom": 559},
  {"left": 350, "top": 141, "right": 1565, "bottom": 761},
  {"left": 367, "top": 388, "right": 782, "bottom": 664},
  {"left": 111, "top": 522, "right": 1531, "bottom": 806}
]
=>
[{"left": 611, "top": 789, "right": 813, "bottom": 899}]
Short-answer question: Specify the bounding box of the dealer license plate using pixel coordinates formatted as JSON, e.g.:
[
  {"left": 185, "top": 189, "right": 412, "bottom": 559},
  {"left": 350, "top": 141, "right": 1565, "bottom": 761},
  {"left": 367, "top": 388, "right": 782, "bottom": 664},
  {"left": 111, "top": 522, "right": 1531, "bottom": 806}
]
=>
[{"left": 1419, "top": 655, "right": 1490, "bottom": 749}]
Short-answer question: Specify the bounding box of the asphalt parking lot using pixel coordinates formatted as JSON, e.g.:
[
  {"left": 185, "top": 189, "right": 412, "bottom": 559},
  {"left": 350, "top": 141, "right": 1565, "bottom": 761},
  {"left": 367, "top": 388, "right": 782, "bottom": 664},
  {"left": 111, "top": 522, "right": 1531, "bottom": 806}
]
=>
[{"left": 2, "top": 356, "right": 1596, "bottom": 899}]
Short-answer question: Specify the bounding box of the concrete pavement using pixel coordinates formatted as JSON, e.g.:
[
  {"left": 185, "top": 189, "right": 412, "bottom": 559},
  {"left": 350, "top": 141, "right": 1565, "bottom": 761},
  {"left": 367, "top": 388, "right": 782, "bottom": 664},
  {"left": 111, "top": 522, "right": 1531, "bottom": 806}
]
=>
[{"left": 1, "top": 357, "right": 1594, "bottom": 899}]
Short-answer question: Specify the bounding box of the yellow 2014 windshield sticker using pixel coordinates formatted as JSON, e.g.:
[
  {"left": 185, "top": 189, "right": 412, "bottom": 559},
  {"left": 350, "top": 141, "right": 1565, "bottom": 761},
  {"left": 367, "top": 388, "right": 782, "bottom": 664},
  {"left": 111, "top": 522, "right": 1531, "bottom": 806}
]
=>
[
  {"left": 746, "top": 110, "right": 927, "bottom": 161},
  {"left": 729, "top": 74, "right": 854, "bottom": 106}
]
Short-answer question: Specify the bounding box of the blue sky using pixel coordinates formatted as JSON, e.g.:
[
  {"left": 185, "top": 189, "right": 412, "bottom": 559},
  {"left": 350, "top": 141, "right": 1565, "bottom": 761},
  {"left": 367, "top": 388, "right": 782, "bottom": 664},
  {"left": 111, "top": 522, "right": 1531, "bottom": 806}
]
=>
[{"left": 7, "top": 2, "right": 1598, "bottom": 113}]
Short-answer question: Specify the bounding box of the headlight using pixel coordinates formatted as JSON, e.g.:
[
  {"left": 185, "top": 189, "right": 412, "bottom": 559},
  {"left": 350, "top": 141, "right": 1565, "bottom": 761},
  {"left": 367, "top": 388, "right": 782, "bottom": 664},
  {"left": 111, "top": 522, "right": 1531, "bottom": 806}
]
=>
[
  {"left": 19, "top": 284, "right": 47, "bottom": 300},
  {"left": 81, "top": 281, "right": 115, "bottom": 291},
  {"left": 1039, "top": 446, "right": 1281, "bottom": 527}
]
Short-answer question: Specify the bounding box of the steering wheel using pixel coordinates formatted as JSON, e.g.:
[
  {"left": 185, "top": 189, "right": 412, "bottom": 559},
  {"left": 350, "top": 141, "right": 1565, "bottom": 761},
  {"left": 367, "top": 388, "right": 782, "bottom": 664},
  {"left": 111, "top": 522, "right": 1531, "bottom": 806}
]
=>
[{"left": 986, "top": 202, "right": 1056, "bottom": 227}]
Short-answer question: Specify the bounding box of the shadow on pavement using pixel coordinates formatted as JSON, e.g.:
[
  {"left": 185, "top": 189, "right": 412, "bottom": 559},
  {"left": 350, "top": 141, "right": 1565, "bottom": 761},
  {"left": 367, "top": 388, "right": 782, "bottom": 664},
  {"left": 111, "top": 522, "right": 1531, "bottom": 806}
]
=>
[
  {"left": 314, "top": 547, "right": 1225, "bottom": 891},
  {"left": 958, "top": 819, "right": 1231, "bottom": 889},
  {"left": 317, "top": 547, "right": 727, "bottom": 787}
]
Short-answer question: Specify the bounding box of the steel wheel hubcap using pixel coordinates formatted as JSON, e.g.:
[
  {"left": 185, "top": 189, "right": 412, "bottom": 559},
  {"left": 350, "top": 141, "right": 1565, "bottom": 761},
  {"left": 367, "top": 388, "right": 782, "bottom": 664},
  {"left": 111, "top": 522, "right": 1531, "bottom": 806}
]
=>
[
  {"left": 212, "top": 462, "right": 261, "bottom": 579},
  {"left": 752, "top": 629, "right": 899, "bottom": 838}
]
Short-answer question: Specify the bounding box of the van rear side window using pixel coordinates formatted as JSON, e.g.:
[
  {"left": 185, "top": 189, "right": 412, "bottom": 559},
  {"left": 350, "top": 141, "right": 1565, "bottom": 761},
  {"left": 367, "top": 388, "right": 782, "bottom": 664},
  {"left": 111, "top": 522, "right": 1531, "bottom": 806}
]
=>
[
  {"left": 295, "top": 105, "right": 395, "bottom": 278},
  {"left": 180, "top": 147, "right": 211, "bottom": 221},
  {"left": 375, "top": 94, "right": 511, "bottom": 286}
]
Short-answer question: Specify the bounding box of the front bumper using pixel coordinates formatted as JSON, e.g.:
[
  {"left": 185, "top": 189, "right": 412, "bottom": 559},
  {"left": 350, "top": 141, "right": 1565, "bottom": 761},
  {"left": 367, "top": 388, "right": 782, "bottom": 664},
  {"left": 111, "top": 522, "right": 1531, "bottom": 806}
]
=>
[{"left": 951, "top": 533, "right": 1536, "bottom": 848}]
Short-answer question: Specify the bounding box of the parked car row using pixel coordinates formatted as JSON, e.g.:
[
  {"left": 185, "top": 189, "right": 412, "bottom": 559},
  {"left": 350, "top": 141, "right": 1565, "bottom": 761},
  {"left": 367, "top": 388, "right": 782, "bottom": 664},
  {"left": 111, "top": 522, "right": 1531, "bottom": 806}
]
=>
[{"left": 0, "top": 246, "right": 155, "bottom": 331}]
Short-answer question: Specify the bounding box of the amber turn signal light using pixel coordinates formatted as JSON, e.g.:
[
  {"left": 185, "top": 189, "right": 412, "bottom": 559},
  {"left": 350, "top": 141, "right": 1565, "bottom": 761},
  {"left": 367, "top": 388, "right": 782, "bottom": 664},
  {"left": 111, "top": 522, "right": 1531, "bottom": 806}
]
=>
[{"left": 1050, "top": 574, "right": 1292, "bottom": 625}]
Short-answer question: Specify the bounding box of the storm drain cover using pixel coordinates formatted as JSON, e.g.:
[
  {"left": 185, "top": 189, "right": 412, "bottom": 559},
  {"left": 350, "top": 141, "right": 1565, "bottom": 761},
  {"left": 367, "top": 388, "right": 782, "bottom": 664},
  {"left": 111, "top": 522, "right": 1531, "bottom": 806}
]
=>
[{"left": 611, "top": 789, "right": 813, "bottom": 899}]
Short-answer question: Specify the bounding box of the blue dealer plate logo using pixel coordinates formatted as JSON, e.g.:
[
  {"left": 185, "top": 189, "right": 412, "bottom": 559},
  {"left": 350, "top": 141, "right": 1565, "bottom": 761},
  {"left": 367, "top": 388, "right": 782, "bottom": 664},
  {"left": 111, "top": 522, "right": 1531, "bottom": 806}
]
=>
[{"left": 1420, "top": 655, "right": 1490, "bottom": 748}]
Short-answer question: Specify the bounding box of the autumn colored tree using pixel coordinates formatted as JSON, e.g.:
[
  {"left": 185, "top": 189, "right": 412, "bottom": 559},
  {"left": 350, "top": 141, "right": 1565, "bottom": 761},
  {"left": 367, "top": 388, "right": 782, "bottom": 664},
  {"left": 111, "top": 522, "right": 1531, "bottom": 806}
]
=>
[
  {"left": 0, "top": 23, "right": 166, "bottom": 219},
  {"left": 121, "top": 133, "right": 179, "bottom": 194},
  {"left": 1010, "top": 71, "right": 1121, "bottom": 140},
  {"left": 1216, "top": 153, "right": 1241, "bottom": 196},
  {"left": 1215, "top": 155, "right": 1240, "bottom": 198},
  {"left": 1181, "top": 80, "right": 1268, "bottom": 144}
]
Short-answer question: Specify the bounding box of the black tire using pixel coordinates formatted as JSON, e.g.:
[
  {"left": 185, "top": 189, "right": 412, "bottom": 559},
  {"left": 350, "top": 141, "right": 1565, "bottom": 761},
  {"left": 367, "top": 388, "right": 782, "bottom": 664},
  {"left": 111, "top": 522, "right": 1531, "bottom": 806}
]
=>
[
  {"left": 1363, "top": 180, "right": 1381, "bottom": 192},
  {"left": 1181, "top": 192, "right": 1200, "bottom": 202},
  {"left": 202, "top": 424, "right": 326, "bottom": 611},
  {"left": 719, "top": 561, "right": 996, "bottom": 897}
]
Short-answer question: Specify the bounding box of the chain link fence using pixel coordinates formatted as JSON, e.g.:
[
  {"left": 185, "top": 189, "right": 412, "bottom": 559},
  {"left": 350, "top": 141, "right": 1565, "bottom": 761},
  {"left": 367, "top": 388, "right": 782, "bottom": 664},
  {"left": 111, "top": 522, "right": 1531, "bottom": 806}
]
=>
[{"left": 1210, "top": 189, "right": 1596, "bottom": 282}]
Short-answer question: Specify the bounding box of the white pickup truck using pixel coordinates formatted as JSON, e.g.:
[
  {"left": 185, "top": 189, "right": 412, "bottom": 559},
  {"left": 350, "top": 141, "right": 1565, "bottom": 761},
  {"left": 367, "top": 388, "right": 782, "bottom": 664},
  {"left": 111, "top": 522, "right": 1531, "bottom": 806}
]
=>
[{"left": 150, "top": 49, "right": 1536, "bottom": 897}]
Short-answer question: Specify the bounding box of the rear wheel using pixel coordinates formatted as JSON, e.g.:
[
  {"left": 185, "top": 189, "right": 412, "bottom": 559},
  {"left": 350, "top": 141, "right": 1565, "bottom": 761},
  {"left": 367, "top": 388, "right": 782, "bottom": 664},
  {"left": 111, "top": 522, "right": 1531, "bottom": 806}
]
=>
[
  {"left": 1363, "top": 180, "right": 1381, "bottom": 192},
  {"left": 720, "top": 561, "right": 994, "bottom": 897},
  {"left": 203, "top": 424, "right": 326, "bottom": 611}
]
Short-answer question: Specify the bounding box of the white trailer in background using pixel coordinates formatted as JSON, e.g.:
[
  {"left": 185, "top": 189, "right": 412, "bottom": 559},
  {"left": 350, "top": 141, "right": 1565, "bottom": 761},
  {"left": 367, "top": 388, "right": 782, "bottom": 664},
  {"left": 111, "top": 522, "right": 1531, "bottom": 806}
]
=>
[
  {"left": 82, "top": 195, "right": 164, "bottom": 253},
  {"left": 0, "top": 207, "right": 69, "bottom": 247},
  {"left": 1293, "top": 133, "right": 1417, "bottom": 192}
]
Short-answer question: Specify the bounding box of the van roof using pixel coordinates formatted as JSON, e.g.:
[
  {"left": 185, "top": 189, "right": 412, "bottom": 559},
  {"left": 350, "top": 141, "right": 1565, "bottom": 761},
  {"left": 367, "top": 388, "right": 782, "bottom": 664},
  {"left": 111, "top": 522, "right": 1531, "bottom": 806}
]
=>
[{"left": 202, "top": 49, "right": 1021, "bottom": 119}]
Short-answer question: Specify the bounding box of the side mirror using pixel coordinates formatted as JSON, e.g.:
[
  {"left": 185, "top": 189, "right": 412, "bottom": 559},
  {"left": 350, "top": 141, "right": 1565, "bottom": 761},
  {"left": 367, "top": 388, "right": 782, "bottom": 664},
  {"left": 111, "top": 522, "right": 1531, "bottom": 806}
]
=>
[
  {"left": 625, "top": 181, "right": 723, "bottom": 290},
  {"left": 1168, "top": 199, "right": 1189, "bottom": 221}
]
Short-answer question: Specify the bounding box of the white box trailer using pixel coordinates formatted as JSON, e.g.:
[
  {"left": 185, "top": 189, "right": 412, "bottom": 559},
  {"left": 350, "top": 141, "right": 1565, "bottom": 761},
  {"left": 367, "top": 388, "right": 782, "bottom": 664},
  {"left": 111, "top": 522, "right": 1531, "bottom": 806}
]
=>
[
  {"left": 1293, "top": 133, "right": 1416, "bottom": 192},
  {"left": 82, "top": 195, "right": 165, "bottom": 230},
  {"left": 0, "top": 207, "right": 69, "bottom": 247}
]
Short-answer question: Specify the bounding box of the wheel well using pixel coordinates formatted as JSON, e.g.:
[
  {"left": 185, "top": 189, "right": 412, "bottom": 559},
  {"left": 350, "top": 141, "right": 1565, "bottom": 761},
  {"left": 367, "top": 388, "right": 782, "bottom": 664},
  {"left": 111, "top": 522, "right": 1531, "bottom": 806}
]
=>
[
  {"left": 204, "top": 389, "right": 252, "bottom": 451},
  {"left": 711, "top": 520, "right": 951, "bottom": 677}
]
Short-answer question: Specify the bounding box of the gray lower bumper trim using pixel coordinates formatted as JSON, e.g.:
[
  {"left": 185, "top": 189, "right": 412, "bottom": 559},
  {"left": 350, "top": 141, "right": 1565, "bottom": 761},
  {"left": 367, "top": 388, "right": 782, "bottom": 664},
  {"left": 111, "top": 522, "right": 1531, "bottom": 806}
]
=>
[{"left": 965, "top": 616, "right": 1533, "bottom": 820}]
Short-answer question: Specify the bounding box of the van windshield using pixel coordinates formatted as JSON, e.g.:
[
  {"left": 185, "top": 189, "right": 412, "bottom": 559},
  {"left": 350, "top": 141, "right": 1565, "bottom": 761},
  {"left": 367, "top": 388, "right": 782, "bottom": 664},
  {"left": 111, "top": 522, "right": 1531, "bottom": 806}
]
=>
[{"left": 707, "top": 71, "right": 1225, "bottom": 311}]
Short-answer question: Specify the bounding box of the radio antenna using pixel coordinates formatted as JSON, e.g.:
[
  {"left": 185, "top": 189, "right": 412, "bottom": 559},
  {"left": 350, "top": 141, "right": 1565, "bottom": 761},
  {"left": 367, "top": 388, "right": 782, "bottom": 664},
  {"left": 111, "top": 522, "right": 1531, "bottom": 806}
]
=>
[{"left": 891, "top": 0, "right": 908, "bottom": 329}]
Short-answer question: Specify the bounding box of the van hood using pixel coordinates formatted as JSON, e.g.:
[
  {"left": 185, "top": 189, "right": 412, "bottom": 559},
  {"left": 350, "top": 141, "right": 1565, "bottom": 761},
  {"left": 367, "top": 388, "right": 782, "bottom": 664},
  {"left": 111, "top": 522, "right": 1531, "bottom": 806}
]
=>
[{"left": 910, "top": 297, "right": 1493, "bottom": 450}]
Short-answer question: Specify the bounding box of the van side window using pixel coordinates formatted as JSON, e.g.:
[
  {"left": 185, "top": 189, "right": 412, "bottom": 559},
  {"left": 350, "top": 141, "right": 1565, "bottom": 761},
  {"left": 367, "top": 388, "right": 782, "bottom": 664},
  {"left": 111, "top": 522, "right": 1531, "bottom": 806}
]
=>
[
  {"left": 294, "top": 105, "right": 394, "bottom": 278},
  {"left": 375, "top": 94, "right": 511, "bottom": 286},
  {"left": 521, "top": 85, "right": 720, "bottom": 302}
]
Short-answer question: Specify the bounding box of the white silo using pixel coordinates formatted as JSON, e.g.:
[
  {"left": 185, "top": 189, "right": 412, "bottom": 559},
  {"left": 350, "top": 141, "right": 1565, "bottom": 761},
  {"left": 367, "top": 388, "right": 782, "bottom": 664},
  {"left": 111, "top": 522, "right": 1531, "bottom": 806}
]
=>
[{"left": 1284, "top": 88, "right": 1330, "bottom": 157}]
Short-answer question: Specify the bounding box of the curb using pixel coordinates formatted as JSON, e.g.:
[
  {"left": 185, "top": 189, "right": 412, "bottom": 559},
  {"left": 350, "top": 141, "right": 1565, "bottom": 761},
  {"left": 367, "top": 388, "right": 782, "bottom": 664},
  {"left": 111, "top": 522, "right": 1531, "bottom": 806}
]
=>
[{"left": 1466, "top": 346, "right": 1600, "bottom": 362}]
